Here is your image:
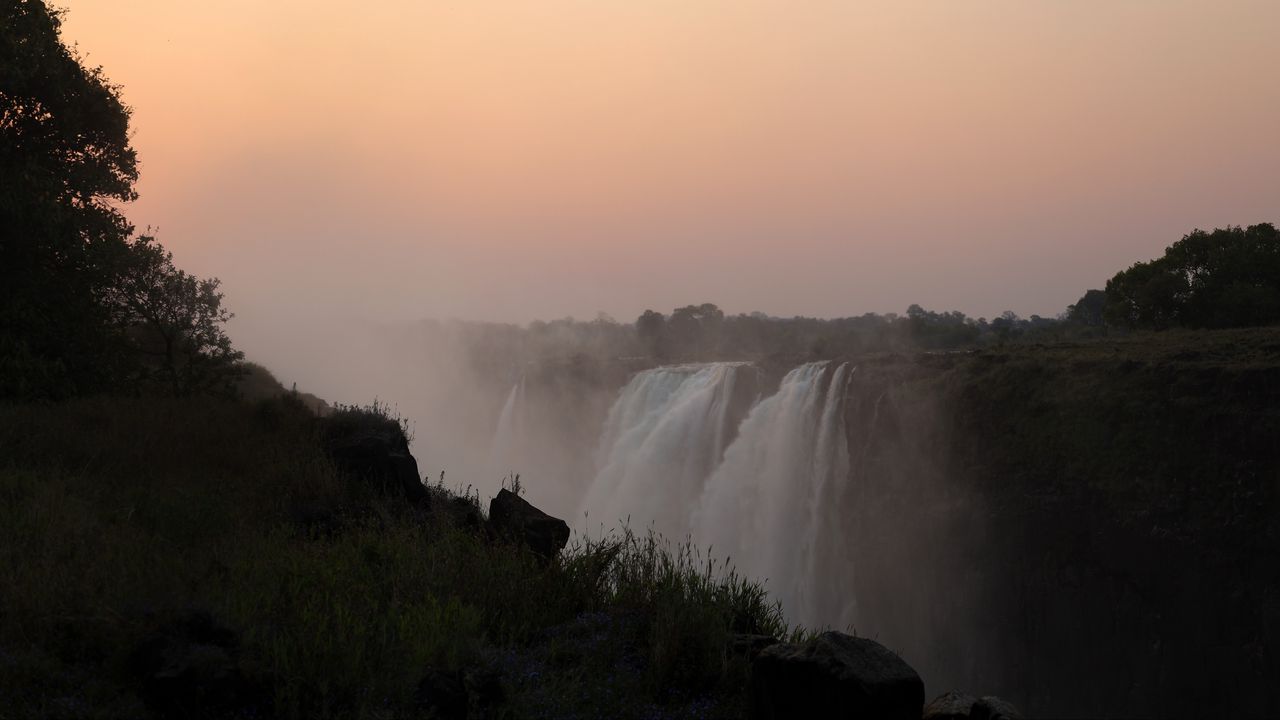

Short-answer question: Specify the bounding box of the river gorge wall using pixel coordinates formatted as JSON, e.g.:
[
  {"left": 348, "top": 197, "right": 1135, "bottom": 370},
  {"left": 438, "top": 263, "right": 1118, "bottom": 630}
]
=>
[{"left": 476, "top": 329, "right": 1280, "bottom": 717}]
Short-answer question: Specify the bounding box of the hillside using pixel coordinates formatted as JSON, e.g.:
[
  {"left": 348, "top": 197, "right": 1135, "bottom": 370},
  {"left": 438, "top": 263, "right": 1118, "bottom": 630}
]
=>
[
  {"left": 2, "top": 328, "right": 1277, "bottom": 718},
  {"left": 0, "top": 396, "right": 788, "bottom": 719}
]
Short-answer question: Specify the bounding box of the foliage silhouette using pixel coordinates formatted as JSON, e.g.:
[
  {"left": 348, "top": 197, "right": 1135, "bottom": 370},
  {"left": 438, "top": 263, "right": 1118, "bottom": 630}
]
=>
[
  {"left": 1105, "top": 224, "right": 1280, "bottom": 329},
  {"left": 104, "top": 235, "right": 245, "bottom": 396},
  {"left": 1, "top": 0, "right": 241, "bottom": 398},
  {"left": 1, "top": 0, "right": 139, "bottom": 397}
]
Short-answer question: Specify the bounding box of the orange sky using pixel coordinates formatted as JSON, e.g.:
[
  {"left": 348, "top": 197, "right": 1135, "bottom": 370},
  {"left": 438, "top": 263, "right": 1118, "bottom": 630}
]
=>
[{"left": 62, "top": 0, "right": 1280, "bottom": 347}]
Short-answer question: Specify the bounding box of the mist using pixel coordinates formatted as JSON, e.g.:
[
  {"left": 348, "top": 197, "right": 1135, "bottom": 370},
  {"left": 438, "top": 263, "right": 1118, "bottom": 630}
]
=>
[
  {"left": 59, "top": 0, "right": 1280, "bottom": 332},
  {"left": 9, "top": 1, "right": 1280, "bottom": 717}
]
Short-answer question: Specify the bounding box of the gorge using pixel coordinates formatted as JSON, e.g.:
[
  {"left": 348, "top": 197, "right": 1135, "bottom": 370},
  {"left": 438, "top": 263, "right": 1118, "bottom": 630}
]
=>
[{"left": 467, "top": 330, "right": 1280, "bottom": 717}]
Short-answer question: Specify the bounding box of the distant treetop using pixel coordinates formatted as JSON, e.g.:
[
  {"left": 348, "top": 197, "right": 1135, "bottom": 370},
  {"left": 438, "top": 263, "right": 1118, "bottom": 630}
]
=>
[{"left": 1104, "top": 224, "right": 1280, "bottom": 330}]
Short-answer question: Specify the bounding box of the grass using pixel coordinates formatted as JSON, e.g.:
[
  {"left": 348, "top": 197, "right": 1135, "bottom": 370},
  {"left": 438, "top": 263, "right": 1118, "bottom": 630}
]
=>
[{"left": 0, "top": 395, "right": 792, "bottom": 719}]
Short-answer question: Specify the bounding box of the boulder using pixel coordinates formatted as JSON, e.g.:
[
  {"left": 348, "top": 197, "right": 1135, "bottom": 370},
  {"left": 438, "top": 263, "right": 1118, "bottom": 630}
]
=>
[
  {"left": 972, "top": 696, "right": 1023, "bottom": 720},
  {"left": 487, "top": 489, "right": 570, "bottom": 559},
  {"left": 750, "top": 631, "right": 924, "bottom": 720},
  {"left": 923, "top": 692, "right": 1023, "bottom": 720},
  {"left": 924, "top": 691, "right": 979, "bottom": 719},
  {"left": 323, "top": 424, "right": 427, "bottom": 506}
]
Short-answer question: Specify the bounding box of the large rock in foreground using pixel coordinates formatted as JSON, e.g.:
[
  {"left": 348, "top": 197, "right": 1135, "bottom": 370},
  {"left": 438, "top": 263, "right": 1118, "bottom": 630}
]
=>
[
  {"left": 923, "top": 690, "right": 978, "bottom": 720},
  {"left": 924, "top": 691, "right": 1023, "bottom": 720},
  {"left": 488, "top": 489, "right": 570, "bottom": 559},
  {"left": 750, "top": 631, "right": 924, "bottom": 720},
  {"left": 322, "top": 420, "right": 427, "bottom": 506}
]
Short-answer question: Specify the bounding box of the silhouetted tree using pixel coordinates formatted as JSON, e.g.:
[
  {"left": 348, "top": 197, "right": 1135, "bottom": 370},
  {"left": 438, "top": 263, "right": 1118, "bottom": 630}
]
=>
[
  {"left": 104, "top": 236, "right": 244, "bottom": 396},
  {"left": 636, "top": 309, "right": 667, "bottom": 358},
  {"left": 1, "top": 1, "right": 245, "bottom": 398},
  {"left": 1104, "top": 224, "right": 1280, "bottom": 329},
  {"left": 1067, "top": 289, "right": 1107, "bottom": 327},
  {"left": 904, "top": 304, "right": 980, "bottom": 348},
  {"left": 1, "top": 0, "right": 140, "bottom": 397},
  {"left": 990, "top": 311, "right": 1021, "bottom": 342},
  {"left": 668, "top": 303, "right": 724, "bottom": 358}
]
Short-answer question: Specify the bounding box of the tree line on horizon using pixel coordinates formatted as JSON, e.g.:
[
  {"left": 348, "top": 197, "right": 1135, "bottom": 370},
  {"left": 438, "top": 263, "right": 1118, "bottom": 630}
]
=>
[
  {"left": 467, "top": 222, "right": 1280, "bottom": 370},
  {"left": 5, "top": 0, "right": 1280, "bottom": 402}
]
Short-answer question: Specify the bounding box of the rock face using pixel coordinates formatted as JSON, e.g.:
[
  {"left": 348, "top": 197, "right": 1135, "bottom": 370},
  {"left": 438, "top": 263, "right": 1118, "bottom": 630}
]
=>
[
  {"left": 323, "top": 423, "right": 427, "bottom": 505},
  {"left": 487, "top": 488, "right": 570, "bottom": 559},
  {"left": 923, "top": 690, "right": 979, "bottom": 719},
  {"left": 924, "top": 692, "right": 1024, "bottom": 720},
  {"left": 750, "top": 631, "right": 924, "bottom": 720},
  {"left": 972, "top": 696, "right": 1023, "bottom": 720}
]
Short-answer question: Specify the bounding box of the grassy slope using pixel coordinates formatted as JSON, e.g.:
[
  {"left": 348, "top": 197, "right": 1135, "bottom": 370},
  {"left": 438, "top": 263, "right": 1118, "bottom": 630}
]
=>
[{"left": 0, "top": 397, "right": 787, "bottom": 719}]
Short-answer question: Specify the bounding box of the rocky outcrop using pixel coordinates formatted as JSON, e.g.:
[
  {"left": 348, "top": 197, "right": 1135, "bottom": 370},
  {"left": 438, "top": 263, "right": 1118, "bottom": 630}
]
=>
[
  {"left": 971, "top": 696, "right": 1024, "bottom": 720},
  {"left": 923, "top": 690, "right": 979, "bottom": 719},
  {"left": 749, "top": 631, "right": 924, "bottom": 720},
  {"left": 321, "top": 418, "right": 427, "bottom": 505},
  {"left": 924, "top": 692, "right": 1023, "bottom": 720},
  {"left": 488, "top": 488, "right": 570, "bottom": 559}
]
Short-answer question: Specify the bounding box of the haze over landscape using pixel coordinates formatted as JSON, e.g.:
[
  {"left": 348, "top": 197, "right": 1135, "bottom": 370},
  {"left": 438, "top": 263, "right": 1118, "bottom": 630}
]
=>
[
  {"left": 62, "top": 1, "right": 1280, "bottom": 365},
  {"left": 6, "top": 1, "right": 1280, "bottom": 717}
]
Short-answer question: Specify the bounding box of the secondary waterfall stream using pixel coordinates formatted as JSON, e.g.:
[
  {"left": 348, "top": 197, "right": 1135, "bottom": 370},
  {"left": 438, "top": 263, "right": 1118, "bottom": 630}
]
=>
[{"left": 490, "top": 375, "right": 526, "bottom": 477}]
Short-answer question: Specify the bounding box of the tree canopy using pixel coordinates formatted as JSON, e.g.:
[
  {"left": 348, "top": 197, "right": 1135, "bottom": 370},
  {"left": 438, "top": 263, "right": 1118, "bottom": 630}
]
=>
[
  {"left": 1104, "top": 224, "right": 1280, "bottom": 330},
  {"left": 1, "top": 0, "right": 241, "bottom": 398},
  {"left": 1, "top": 0, "right": 141, "bottom": 396}
]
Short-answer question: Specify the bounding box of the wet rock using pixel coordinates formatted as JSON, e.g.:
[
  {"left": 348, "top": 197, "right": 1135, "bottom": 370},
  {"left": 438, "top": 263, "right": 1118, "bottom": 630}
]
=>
[
  {"left": 749, "top": 631, "right": 924, "bottom": 720},
  {"left": 487, "top": 489, "right": 570, "bottom": 559}
]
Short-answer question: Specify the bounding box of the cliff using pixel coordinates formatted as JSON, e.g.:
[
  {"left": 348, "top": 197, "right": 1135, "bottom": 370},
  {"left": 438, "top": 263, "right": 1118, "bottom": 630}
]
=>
[{"left": 839, "top": 328, "right": 1280, "bottom": 716}]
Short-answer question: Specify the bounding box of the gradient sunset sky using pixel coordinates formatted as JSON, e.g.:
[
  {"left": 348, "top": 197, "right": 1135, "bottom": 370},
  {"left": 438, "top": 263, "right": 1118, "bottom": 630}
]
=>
[{"left": 62, "top": 0, "right": 1280, "bottom": 343}]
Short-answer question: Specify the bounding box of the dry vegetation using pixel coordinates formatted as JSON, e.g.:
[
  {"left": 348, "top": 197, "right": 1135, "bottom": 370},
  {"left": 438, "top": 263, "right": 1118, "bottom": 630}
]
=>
[{"left": 0, "top": 396, "right": 792, "bottom": 719}]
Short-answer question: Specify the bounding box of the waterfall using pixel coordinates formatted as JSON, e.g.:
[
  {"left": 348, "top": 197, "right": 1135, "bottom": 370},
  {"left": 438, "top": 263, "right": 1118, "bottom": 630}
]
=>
[
  {"left": 692, "top": 361, "right": 853, "bottom": 628},
  {"left": 491, "top": 375, "right": 526, "bottom": 475},
  {"left": 536, "top": 359, "right": 853, "bottom": 630},
  {"left": 581, "top": 363, "right": 749, "bottom": 539}
]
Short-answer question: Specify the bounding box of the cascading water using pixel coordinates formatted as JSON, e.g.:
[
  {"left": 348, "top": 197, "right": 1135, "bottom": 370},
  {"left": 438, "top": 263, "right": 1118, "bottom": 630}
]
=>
[
  {"left": 499, "top": 359, "right": 853, "bottom": 630},
  {"left": 580, "top": 363, "right": 749, "bottom": 539},
  {"left": 490, "top": 376, "right": 526, "bottom": 474},
  {"left": 693, "top": 362, "right": 853, "bottom": 629}
]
